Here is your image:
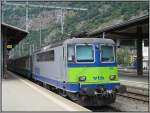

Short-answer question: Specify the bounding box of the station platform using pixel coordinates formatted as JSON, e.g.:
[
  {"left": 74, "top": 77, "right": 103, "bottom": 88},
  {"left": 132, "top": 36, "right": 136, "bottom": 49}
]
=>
[
  {"left": 119, "top": 68, "right": 148, "bottom": 77},
  {"left": 118, "top": 69, "right": 148, "bottom": 92},
  {"left": 2, "top": 71, "right": 90, "bottom": 111}
]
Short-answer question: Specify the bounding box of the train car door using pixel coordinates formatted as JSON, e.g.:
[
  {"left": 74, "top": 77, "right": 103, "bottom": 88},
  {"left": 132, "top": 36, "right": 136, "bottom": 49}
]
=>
[
  {"left": 62, "top": 45, "right": 68, "bottom": 88},
  {"left": 30, "top": 55, "right": 33, "bottom": 79}
]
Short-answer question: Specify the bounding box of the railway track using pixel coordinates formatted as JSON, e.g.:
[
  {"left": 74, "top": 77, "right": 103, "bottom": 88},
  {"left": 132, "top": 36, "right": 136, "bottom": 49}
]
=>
[
  {"left": 86, "top": 105, "right": 120, "bottom": 112},
  {"left": 84, "top": 90, "right": 149, "bottom": 112},
  {"left": 110, "top": 85, "right": 149, "bottom": 112},
  {"left": 117, "top": 91, "right": 148, "bottom": 102},
  {"left": 119, "top": 84, "right": 148, "bottom": 102}
]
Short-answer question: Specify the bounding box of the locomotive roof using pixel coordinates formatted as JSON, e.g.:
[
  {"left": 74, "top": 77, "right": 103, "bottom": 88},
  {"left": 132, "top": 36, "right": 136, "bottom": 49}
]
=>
[
  {"left": 38, "top": 38, "right": 115, "bottom": 53},
  {"left": 64, "top": 38, "right": 115, "bottom": 44}
]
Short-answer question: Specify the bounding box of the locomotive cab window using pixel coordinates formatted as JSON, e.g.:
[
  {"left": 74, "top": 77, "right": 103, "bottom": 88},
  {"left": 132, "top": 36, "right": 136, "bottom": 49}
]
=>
[
  {"left": 76, "top": 44, "right": 94, "bottom": 62},
  {"left": 100, "top": 45, "right": 115, "bottom": 63},
  {"left": 67, "top": 45, "right": 75, "bottom": 62}
]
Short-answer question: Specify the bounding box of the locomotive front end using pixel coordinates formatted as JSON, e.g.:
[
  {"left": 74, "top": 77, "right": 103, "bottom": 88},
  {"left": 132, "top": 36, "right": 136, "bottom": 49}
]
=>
[{"left": 66, "top": 38, "right": 126, "bottom": 106}]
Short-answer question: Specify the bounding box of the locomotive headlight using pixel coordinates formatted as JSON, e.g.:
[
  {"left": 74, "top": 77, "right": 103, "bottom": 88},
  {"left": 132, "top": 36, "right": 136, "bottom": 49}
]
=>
[
  {"left": 79, "top": 76, "right": 86, "bottom": 81},
  {"left": 110, "top": 75, "right": 116, "bottom": 80}
]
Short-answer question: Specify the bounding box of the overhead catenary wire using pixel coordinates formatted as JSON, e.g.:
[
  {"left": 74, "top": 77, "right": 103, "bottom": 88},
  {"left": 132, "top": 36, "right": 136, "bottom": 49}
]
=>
[
  {"left": 2, "top": 2, "right": 88, "bottom": 34},
  {"left": 2, "top": 2, "right": 87, "bottom": 11},
  {"left": 3, "top": 1, "right": 88, "bottom": 58}
]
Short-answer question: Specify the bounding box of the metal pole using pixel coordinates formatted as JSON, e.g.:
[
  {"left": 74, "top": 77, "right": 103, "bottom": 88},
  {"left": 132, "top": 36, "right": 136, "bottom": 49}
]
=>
[
  {"left": 21, "top": 43, "right": 23, "bottom": 56},
  {"left": 60, "top": 9, "right": 65, "bottom": 34},
  {"left": 26, "top": 0, "right": 29, "bottom": 31},
  {"left": 18, "top": 44, "right": 20, "bottom": 57},
  {"left": 32, "top": 44, "right": 35, "bottom": 53},
  {"left": 29, "top": 44, "right": 32, "bottom": 55},
  {"left": 40, "top": 20, "right": 42, "bottom": 48},
  {"left": 102, "top": 32, "right": 105, "bottom": 39},
  {"left": 39, "top": 6, "right": 42, "bottom": 48},
  {"left": 2, "top": 7, "right": 4, "bottom": 22},
  {"left": 0, "top": 3, "right": 2, "bottom": 80}
]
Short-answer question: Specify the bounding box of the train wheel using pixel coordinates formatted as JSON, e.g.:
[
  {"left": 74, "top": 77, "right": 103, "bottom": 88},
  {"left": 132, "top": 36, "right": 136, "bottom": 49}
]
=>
[
  {"left": 66, "top": 92, "right": 79, "bottom": 101},
  {"left": 97, "top": 93, "right": 116, "bottom": 106},
  {"left": 37, "top": 80, "right": 43, "bottom": 86},
  {"left": 78, "top": 95, "right": 96, "bottom": 106},
  {"left": 58, "top": 89, "right": 67, "bottom": 97}
]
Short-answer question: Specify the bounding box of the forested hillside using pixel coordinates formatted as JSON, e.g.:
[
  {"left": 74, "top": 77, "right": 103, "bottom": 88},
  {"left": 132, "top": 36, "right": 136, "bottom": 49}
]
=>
[{"left": 2, "top": 1, "right": 149, "bottom": 57}]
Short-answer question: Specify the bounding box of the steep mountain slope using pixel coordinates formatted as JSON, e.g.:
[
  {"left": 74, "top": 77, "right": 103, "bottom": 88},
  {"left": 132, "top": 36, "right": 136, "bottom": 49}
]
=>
[{"left": 3, "top": 1, "right": 149, "bottom": 57}]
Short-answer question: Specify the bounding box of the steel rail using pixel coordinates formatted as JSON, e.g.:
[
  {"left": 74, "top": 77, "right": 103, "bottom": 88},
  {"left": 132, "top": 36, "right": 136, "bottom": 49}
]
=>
[{"left": 117, "top": 92, "right": 149, "bottom": 102}]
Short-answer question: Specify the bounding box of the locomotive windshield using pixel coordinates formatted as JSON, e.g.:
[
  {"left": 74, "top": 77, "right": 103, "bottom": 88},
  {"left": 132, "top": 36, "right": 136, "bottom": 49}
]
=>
[
  {"left": 76, "top": 45, "right": 94, "bottom": 62},
  {"left": 100, "top": 45, "right": 115, "bottom": 63}
]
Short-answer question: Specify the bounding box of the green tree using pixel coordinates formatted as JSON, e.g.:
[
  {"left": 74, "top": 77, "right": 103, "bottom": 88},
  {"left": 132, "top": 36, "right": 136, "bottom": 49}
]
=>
[{"left": 117, "top": 48, "right": 130, "bottom": 67}]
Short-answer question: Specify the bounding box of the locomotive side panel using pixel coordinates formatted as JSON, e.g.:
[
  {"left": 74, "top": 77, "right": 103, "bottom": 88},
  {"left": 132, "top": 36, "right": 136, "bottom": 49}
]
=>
[{"left": 32, "top": 45, "right": 66, "bottom": 89}]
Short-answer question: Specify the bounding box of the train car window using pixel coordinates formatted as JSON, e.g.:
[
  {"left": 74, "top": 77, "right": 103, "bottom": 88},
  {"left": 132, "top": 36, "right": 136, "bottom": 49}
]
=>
[
  {"left": 49, "top": 50, "right": 54, "bottom": 61},
  {"left": 76, "top": 45, "right": 94, "bottom": 62},
  {"left": 100, "top": 45, "right": 115, "bottom": 63},
  {"left": 67, "top": 45, "right": 75, "bottom": 62},
  {"left": 36, "top": 50, "right": 54, "bottom": 62}
]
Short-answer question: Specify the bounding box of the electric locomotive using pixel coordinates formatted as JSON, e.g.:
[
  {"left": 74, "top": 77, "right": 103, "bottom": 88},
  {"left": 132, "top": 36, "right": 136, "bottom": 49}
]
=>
[{"left": 8, "top": 38, "right": 126, "bottom": 106}]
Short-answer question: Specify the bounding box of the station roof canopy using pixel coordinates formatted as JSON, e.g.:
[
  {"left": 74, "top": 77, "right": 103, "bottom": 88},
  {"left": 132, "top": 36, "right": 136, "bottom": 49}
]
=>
[
  {"left": 1, "top": 22, "right": 28, "bottom": 46},
  {"left": 88, "top": 15, "right": 149, "bottom": 40}
]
